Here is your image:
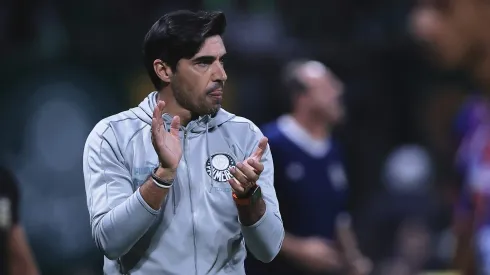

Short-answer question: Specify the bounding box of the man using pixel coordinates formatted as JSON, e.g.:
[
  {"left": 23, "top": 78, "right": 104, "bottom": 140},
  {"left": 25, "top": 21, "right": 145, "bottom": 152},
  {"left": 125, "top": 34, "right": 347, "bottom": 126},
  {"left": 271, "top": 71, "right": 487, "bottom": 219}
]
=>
[
  {"left": 410, "top": 1, "right": 490, "bottom": 274},
  {"left": 0, "top": 166, "right": 39, "bottom": 275},
  {"left": 246, "top": 60, "right": 370, "bottom": 275},
  {"left": 83, "top": 10, "right": 284, "bottom": 275}
]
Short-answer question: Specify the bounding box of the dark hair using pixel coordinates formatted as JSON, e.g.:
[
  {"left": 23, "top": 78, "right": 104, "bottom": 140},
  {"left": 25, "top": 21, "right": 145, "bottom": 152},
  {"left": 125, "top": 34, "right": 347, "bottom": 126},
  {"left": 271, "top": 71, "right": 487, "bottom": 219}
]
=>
[
  {"left": 281, "top": 60, "right": 309, "bottom": 99},
  {"left": 143, "top": 10, "right": 227, "bottom": 90}
]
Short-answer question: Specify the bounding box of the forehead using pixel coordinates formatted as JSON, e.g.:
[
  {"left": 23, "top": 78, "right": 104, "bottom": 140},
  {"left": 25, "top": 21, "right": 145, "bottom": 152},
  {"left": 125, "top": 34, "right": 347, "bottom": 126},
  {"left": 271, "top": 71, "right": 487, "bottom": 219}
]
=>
[
  {"left": 416, "top": 0, "right": 482, "bottom": 14},
  {"left": 193, "top": 35, "right": 226, "bottom": 58},
  {"left": 298, "top": 63, "right": 340, "bottom": 87}
]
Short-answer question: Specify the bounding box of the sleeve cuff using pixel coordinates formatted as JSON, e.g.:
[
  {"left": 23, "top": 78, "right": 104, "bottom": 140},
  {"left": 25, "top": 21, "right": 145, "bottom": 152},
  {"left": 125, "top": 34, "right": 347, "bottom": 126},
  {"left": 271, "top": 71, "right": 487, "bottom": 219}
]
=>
[
  {"left": 240, "top": 206, "right": 284, "bottom": 263},
  {"left": 239, "top": 206, "right": 269, "bottom": 229},
  {"left": 136, "top": 188, "right": 161, "bottom": 215}
]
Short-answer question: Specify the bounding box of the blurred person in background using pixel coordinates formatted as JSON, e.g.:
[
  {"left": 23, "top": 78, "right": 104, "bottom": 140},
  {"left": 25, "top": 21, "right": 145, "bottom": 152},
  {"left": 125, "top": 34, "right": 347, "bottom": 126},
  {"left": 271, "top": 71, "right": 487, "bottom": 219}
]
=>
[
  {"left": 83, "top": 10, "right": 284, "bottom": 275},
  {"left": 359, "top": 145, "right": 438, "bottom": 275},
  {"left": 411, "top": 0, "right": 490, "bottom": 274},
  {"left": 246, "top": 60, "right": 371, "bottom": 275},
  {"left": 377, "top": 219, "right": 432, "bottom": 275},
  {"left": 0, "top": 166, "right": 39, "bottom": 275}
]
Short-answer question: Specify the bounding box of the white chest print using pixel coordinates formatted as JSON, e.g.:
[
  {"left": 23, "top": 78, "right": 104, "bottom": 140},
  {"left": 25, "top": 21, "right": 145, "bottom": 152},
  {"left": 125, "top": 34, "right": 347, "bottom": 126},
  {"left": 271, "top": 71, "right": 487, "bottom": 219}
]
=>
[
  {"left": 328, "top": 163, "right": 348, "bottom": 191},
  {"left": 206, "top": 153, "right": 236, "bottom": 182},
  {"left": 286, "top": 162, "right": 305, "bottom": 182}
]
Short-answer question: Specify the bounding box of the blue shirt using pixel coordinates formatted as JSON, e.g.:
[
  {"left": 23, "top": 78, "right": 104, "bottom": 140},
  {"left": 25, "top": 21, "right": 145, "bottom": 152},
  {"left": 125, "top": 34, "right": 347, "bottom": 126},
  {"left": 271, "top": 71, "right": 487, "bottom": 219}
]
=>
[
  {"left": 454, "top": 97, "right": 490, "bottom": 228},
  {"left": 246, "top": 115, "right": 348, "bottom": 275}
]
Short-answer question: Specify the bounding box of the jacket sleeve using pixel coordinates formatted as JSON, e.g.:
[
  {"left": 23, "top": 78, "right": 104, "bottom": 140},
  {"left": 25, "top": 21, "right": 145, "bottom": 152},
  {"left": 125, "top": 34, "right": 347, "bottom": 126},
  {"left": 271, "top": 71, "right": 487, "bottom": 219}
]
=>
[
  {"left": 240, "top": 134, "right": 285, "bottom": 263},
  {"left": 83, "top": 123, "right": 160, "bottom": 260}
]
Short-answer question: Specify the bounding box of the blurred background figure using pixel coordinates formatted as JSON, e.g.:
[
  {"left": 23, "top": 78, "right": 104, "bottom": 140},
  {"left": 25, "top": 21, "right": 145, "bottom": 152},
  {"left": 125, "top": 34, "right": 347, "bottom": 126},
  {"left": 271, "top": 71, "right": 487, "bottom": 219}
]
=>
[
  {"left": 0, "top": 166, "right": 39, "bottom": 275},
  {"left": 451, "top": 98, "right": 490, "bottom": 275},
  {"left": 411, "top": 0, "right": 490, "bottom": 273},
  {"left": 358, "top": 145, "right": 442, "bottom": 275},
  {"left": 246, "top": 60, "right": 371, "bottom": 275}
]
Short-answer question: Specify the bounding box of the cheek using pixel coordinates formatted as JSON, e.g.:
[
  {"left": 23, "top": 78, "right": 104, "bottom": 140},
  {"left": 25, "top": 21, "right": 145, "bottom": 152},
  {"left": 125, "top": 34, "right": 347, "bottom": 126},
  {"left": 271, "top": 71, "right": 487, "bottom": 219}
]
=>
[
  {"left": 179, "top": 73, "right": 203, "bottom": 95},
  {"left": 189, "top": 73, "right": 210, "bottom": 95},
  {"left": 410, "top": 9, "right": 458, "bottom": 57},
  {"left": 308, "top": 93, "right": 325, "bottom": 107},
  {"left": 440, "top": 25, "right": 472, "bottom": 61}
]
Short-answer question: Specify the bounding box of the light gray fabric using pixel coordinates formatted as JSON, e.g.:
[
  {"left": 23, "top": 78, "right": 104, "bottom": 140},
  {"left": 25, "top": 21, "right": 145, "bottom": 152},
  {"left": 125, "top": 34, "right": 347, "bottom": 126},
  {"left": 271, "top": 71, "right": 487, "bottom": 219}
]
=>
[{"left": 83, "top": 92, "right": 284, "bottom": 275}]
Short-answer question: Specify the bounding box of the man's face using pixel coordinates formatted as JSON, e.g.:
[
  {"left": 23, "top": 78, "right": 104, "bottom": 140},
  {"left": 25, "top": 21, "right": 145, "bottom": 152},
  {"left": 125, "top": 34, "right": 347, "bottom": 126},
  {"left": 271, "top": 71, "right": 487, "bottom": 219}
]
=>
[
  {"left": 171, "top": 35, "right": 227, "bottom": 116},
  {"left": 410, "top": 0, "right": 485, "bottom": 69},
  {"left": 299, "top": 66, "right": 345, "bottom": 124}
]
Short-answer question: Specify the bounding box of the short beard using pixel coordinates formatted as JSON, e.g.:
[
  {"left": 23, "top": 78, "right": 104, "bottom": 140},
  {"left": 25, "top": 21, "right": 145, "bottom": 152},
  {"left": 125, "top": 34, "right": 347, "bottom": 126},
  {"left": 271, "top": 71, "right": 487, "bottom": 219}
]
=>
[
  {"left": 171, "top": 82, "right": 191, "bottom": 110},
  {"left": 207, "top": 104, "right": 221, "bottom": 117},
  {"left": 172, "top": 82, "right": 221, "bottom": 117}
]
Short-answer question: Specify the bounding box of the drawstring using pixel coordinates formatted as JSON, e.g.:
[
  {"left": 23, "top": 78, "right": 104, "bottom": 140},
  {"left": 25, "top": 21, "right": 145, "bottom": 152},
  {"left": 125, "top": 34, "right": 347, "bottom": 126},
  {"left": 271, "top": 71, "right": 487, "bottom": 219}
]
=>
[{"left": 205, "top": 121, "right": 214, "bottom": 192}]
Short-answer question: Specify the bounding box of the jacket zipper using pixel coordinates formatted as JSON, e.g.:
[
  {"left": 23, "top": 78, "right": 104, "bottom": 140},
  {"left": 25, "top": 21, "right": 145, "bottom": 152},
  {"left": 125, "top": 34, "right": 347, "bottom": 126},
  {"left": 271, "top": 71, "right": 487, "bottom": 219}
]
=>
[
  {"left": 184, "top": 130, "right": 198, "bottom": 275},
  {"left": 172, "top": 176, "right": 176, "bottom": 214}
]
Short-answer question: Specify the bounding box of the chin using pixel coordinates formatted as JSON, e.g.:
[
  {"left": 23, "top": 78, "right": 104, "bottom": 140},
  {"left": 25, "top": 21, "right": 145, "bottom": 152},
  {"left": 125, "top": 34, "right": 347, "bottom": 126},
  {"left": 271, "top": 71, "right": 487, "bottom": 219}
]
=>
[
  {"left": 427, "top": 47, "right": 464, "bottom": 69},
  {"left": 210, "top": 105, "right": 221, "bottom": 115},
  {"left": 200, "top": 105, "right": 221, "bottom": 116}
]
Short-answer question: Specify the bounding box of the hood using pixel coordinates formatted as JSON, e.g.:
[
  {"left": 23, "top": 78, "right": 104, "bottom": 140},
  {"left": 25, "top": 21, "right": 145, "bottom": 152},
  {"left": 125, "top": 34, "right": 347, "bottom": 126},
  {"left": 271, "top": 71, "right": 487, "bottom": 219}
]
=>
[{"left": 131, "top": 91, "right": 236, "bottom": 134}]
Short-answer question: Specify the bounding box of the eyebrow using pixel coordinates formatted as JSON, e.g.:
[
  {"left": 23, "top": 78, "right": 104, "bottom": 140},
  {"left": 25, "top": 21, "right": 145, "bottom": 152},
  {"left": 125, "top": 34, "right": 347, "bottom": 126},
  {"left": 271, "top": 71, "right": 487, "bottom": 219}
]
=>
[{"left": 192, "top": 53, "right": 227, "bottom": 63}]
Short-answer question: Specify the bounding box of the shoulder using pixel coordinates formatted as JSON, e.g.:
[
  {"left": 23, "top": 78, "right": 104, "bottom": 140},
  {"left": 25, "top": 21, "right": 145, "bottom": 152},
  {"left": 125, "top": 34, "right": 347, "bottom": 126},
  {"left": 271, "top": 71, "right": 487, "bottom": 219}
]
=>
[
  {"left": 219, "top": 113, "right": 269, "bottom": 156},
  {"left": 221, "top": 114, "right": 264, "bottom": 143},
  {"left": 91, "top": 109, "right": 143, "bottom": 138},
  {"left": 226, "top": 115, "right": 262, "bottom": 134},
  {"left": 453, "top": 96, "right": 490, "bottom": 138},
  {"left": 85, "top": 110, "right": 147, "bottom": 156},
  {"left": 261, "top": 120, "right": 281, "bottom": 138}
]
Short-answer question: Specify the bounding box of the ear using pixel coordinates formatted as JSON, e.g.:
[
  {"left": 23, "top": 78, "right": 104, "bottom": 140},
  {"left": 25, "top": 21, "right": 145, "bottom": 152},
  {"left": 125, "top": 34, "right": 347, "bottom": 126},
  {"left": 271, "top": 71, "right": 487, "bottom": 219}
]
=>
[{"left": 153, "top": 59, "right": 173, "bottom": 84}]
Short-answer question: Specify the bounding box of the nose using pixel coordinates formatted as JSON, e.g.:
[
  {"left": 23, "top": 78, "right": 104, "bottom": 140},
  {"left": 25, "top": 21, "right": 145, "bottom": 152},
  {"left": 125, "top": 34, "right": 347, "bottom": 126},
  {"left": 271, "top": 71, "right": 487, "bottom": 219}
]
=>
[{"left": 211, "top": 61, "right": 227, "bottom": 82}]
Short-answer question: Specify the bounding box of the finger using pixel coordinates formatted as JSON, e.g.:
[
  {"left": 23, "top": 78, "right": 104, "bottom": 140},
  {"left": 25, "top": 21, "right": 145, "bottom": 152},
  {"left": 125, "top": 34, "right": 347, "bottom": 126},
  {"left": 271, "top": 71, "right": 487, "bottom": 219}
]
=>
[
  {"left": 152, "top": 101, "right": 165, "bottom": 134},
  {"left": 153, "top": 100, "right": 166, "bottom": 119},
  {"left": 236, "top": 162, "right": 259, "bottom": 182},
  {"left": 247, "top": 158, "right": 264, "bottom": 175},
  {"left": 170, "top": 116, "right": 181, "bottom": 137},
  {"left": 251, "top": 137, "right": 268, "bottom": 160},
  {"left": 229, "top": 166, "right": 249, "bottom": 185},
  {"left": 151, "top": 117, "right": 161, "bottom": 138},
  {"left": 228, "top": 178, "right": 244, "bottom": 193}
]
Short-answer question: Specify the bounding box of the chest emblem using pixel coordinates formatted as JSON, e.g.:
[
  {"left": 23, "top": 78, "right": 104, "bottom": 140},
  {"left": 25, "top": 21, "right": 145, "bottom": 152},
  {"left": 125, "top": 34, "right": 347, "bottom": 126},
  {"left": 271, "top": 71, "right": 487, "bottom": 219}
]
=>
[{"left": 206, "top": 153, "right": 236, "bottom": 182}]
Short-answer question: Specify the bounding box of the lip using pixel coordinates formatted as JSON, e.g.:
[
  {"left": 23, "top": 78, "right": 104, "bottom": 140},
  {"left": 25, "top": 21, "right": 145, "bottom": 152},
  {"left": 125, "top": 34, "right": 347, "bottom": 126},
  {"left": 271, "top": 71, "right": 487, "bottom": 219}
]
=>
[{"left": 208, "top": 89, "right": 223, "bottom": 97}]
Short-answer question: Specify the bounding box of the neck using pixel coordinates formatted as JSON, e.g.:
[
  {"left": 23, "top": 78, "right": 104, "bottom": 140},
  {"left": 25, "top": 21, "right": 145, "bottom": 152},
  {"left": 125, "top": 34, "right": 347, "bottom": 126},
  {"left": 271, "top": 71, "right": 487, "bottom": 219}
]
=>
[
  {"left": 157, "top": 89, "right": 193, "bottom": 126},
  {"left": 473, "top": 52, "right": 490, "bottom": 92},
  {"left": 472, "top": 31, "right": 490, "bottom": 92},
  {"left": 291, "top": 110, "right": 329, "bottom": 140}
]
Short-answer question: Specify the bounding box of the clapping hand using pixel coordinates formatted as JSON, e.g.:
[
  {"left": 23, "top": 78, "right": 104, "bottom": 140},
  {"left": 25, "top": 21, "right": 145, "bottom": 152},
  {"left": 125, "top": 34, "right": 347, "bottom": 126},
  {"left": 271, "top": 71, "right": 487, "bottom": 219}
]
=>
[
  {"left": 151, "top": 100, "right": 182, "bottom": 170},
  {"left": 228, "top": 137, "right": 268, "bottom": 196}
]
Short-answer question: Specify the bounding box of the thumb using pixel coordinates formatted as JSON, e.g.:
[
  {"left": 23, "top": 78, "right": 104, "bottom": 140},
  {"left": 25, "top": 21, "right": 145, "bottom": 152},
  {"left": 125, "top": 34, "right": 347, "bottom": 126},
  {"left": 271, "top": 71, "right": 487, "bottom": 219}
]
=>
[
  {"left": 170, "top": 116, "right": 181, "bottom": 137},
  {"left": 252, "top": 137, "right": 268, "bottom": 160}
]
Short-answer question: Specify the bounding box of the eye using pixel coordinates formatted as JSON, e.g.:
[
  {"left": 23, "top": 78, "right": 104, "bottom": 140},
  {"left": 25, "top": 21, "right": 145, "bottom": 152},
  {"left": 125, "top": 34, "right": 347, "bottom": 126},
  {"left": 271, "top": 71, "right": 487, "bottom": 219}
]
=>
[{"left": 196, "top": 62, "right": 209, "bottom": 68}]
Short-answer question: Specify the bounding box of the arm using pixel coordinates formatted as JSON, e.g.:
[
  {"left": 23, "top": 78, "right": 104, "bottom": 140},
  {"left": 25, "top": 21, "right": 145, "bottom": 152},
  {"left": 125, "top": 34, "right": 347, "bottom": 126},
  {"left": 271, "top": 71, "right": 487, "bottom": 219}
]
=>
[
  {"left": 280, "top": 233, "right": 341, "bottom": 272},
  {"left": 83, "top": 125, "right": 173, "bottom": 260},
  {"left": 336, "top": 213, "right": 372, "bottom": 275},
  {"left": 2, "top": 168, "right": 39, "bottom": 275},
  {"left": 9, "top": 225, "right": 39, "bottom": 275},
  {"left": 237, "top": 140, "right": 285, "bottom": 263},
  {"left": 336, "top": 215, "right": 364, "bottom": 262}
]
